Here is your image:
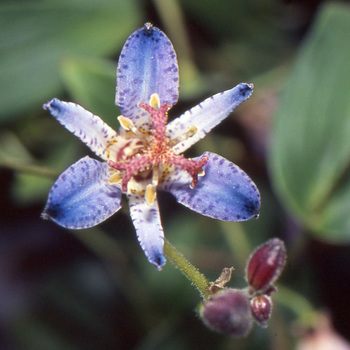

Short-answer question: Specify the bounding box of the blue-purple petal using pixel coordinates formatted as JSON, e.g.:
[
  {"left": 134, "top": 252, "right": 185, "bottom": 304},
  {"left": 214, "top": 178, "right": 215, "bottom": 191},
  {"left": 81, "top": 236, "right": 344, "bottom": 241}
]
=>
[
  {"left": 115, "top": 24, "right": 179, "bottom": 126},
  {"left": 43, "top": 98, "right": 119, "bottom": 161},
  {"left": 128, "top": 194, "right": 166, "bottom": 269},
  {"left": 42, "top": 156, "right": 122, "bottom": 229},
  {"left": 161, "top": 152, "right": 260, "bottom": 221},
  {"left": 167, "top": 83, "right": 253, "bottom": 154}
]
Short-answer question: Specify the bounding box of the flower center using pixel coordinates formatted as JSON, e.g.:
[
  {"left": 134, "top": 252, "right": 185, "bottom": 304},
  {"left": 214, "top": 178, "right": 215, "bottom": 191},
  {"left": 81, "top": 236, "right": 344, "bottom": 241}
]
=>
[{"left": 108, "top": 93, "right": 208, "bottom": 204}]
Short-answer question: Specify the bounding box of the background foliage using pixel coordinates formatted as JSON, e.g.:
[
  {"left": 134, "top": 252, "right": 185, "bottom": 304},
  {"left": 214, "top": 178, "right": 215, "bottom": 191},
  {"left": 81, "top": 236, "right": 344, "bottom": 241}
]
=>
[{"left": 1, "top": 0, "right": 350, "bottom": 349}]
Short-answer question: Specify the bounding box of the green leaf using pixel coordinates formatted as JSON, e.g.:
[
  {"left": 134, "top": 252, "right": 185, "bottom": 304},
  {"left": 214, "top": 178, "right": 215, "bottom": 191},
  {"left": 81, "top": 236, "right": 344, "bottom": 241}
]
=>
[
  {"left": 60, "top": 56, "right": 117, "bottom": 124},
  {"left": 179, "top": 0, "right": 292, "bottom": 81},
  {"left": 0, "top": 0, "right": 140, "bottom": 121},
  {"left": 269, "top": 3, "right": 350, "bottom": 242}
]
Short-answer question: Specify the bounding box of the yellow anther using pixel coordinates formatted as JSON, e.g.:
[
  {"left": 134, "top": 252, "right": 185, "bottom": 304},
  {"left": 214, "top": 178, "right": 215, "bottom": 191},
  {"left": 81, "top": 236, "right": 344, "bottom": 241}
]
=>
[
  {"left": 118, "top": 115, "right": 135, "bottom": 131},
  {"left": 150, "top": 93, "right": 161, "bottom": 109},
  {"left": 198, "top": 168, "right": 205, "bottom": 176},
  {"left": 108, "top": 172, "right": 123, "bottom": 184},
  {"left": 187, "top": 126, "right": 198, "bottom": 137},
  {"left": 168, "top": 125, "right": 198, "bottom": 147},
  {"left": 145, "top": 184, "right": 157, "bottom": 205},
  {"left": 118, "top": 115, "right": 147, "bottom": 140}
]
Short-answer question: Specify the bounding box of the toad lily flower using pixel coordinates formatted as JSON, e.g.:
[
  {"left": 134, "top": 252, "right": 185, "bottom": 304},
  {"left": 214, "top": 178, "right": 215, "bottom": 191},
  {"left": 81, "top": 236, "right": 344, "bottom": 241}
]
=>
[{"left": 42, "top": 23, "right": 260, "bottom": 269}]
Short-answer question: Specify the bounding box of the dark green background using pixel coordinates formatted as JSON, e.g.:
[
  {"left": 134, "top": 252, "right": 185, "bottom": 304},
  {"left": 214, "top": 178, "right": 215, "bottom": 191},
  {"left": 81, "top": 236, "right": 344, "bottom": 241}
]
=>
[{"left": 1, "top": 0, "right": 350, "bottom": 349}]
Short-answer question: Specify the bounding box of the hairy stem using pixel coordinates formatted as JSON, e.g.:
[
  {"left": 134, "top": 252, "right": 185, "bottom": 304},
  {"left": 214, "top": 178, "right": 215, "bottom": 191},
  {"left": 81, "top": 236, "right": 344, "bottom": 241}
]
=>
[{"left": 164, "top": 239, "right": 211, "bottom": 300}]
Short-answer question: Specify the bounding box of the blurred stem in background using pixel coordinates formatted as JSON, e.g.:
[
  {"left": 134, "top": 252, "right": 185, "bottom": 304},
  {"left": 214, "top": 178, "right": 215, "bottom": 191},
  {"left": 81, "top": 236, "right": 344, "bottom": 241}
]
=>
[
  {"left": 220, "top": 221, "right": 252, "bottom": 270},
  {"left": 153, "top": 0, "right": 203, "bottom": 95},
  {"left": 0, "top": 156, "right": 58, "bottom": 179}
]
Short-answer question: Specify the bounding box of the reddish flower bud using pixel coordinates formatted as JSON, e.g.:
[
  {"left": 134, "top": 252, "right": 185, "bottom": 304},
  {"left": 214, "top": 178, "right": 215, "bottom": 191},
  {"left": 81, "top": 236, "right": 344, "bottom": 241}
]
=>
[
  {"left": 246, "top": 238, "right": 286, "bottom": 292},
  {"left": 199, "top": 289, "right": 253, "bottom": 337},
  {"left": 250, "top": 295, "right": 272, "bottom": 327}
]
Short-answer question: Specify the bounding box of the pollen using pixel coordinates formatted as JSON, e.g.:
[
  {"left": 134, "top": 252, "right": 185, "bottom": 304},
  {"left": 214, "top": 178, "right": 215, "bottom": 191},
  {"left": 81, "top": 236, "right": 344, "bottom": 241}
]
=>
[
  {"left": 108, "top": 171, "right": 123, "bottom": 184},
  {"left": 168, "top": 125, "right": 198, "bottom": 147},
  {"left": 145, "top": 184, "right": 157, "bottom": 205},
  {"left": 118, "top": 115, "right": 146, "bottom": 139},
  {"left": 149, "top": 93, "right": 161, "bottom": 109},
  {"left": 108, "top": 94, "right": 208, "bottom": 203},
  {"left": 118, "top": 115, "right": 134, "bottom": 131}
]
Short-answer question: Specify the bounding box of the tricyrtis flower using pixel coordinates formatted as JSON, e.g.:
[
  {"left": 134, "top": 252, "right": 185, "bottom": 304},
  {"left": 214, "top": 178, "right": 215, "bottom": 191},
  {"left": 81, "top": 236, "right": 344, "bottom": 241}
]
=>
[{"left": 42, "top": 23, "right": 260, "bottom": 269}]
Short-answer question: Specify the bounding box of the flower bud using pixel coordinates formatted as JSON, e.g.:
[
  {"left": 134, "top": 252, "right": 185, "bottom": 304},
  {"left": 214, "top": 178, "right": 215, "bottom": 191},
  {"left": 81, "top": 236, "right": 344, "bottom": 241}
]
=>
[
  {"left": 250, "top": 295, "right": 272, "bottom": 327},
  {"left": 199, "top": 289, "right": 253, "bottom": 337},
  {"left": 246, "top": 238, "right": 286, "bottom": 292}
]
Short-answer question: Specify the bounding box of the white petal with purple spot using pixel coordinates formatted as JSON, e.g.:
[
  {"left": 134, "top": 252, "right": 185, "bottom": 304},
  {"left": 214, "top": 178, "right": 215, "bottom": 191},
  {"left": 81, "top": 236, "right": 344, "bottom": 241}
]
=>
[
  {"left": 167, "top": 83, "right": 253, "bottom": 154},
  {"left": 42, "top": 156, "right": 122, "bottom": 229},
  {"left": 43, "top": 99, "right": 121, "bottom": 161},
  {"left": 115, "top": 24, "right": 179, "bottom": 130},
  {"left": 128, "top": 193, "right": 166, "bottom": 269},
  {"left": 160, "top": 152, "right": 260, "bottom": 221}
]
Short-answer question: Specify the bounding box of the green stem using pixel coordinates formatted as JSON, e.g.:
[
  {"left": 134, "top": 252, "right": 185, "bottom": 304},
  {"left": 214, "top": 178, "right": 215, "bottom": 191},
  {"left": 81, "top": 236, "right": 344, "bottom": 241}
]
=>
[
  {"left": 164, "top": 239, "right": 211, "bottom": 300},
  {"left": 0, "top": 157, "right": 58, "bottom": 179}
]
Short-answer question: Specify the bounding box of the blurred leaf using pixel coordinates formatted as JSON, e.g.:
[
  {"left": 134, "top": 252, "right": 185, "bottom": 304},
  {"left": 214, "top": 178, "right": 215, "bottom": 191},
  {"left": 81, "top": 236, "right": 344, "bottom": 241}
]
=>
[
  {"left": 269, "top": 3, "right": 350, "bottom": 242},
  {"left": 12, "top": 138, "right": 81, "bottom": 204},
  {"left": 13, "top": 173, "right": 53, "bottom": 204},
  {"left": 179, "top": 0, "right": 292, "bottom": 81},
  {"left": 0, "top": 131, "right": 35, "bottom": 162},
  {"left": 180, "top": 0, "right": 280, "bottom": 40},
  {"left": 13, "top": 317, "right": 78, "bottom": 350},
  {"left": 0, "top": 0, "right": 140, "bottom": 121},
  {"left": 61, "top": 56, "right": 117, "bottom": 122}
]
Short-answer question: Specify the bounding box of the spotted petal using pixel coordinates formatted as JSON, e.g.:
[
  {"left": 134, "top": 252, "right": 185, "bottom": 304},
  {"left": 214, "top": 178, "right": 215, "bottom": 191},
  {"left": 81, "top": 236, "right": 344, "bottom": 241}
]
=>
[
  {"left": 42, "top": 156, "right": 122, "bottom": 229},
  {"left": 167, "top": 83, "right": 253, "bottom": 154},
  {"left": 116, "top": 24, "right": 179, "bottom": 130},
  {"left": 128, "top": 194, "right": 166, "bottom": 269},
  {"left": 43, "top": 98, "right": 120, "bottom": 161},
  {"left": 160, "top": 152, "right": 260, "bottom": 221}
]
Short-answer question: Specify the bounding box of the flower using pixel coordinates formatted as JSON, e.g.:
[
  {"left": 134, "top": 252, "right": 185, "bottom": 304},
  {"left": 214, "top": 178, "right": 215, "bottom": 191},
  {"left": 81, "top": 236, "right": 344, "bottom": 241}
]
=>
[{"left": 42, "top": 23, "right": 260, "bottom": 269}]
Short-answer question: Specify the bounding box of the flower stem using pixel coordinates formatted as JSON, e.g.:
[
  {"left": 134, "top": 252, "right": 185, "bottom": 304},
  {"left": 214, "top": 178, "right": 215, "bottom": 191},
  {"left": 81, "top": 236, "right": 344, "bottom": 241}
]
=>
[
  {"left": 0, "top": 156, "right": 58, "bottom": 179},
  {"left": 164, "top": 239, "right": 211, "bottom": 300}
]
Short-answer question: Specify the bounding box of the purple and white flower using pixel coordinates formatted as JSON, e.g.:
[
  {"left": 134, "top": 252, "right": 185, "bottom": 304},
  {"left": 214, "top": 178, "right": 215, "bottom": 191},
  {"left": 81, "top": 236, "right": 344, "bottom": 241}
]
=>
[{"left": 42, "top": 23, "right": 260, "bottom": 269}]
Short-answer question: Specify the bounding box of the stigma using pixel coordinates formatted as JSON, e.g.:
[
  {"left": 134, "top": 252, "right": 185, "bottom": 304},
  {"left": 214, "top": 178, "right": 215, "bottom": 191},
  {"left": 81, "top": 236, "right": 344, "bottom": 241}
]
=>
[{"left": 108, "top": 93, "right": 208, "bottom": 204}]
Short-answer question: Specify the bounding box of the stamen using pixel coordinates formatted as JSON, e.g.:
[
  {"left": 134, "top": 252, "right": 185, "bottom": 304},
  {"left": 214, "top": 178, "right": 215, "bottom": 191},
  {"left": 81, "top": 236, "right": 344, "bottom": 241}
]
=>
[
  {"left": 168, "top": 126, "right": 198, "bottom": 147},
  {"left": 145, "top": 184, "right": 157, "bottom": 205},
  {"left": 189, "top": 167, "right": 206, "bottom": 188},
  {"left": 108, "top": 172, "right": 123, "bottom": 184},
  {"left": 152, "top": 166, "right": 160, "bottom": 187},
  {"left": 198, "top": 169, "right": 205, "bottom": 176},
  {"left": 149, "top": 93, "right": 160, "bottom": 109},
  {"left": 144, "top": 167, "right": 160, "bottom": 205},
  {"left": 118, "top": 115, "right": 134, "bottom": 131},
  {"left": 118, "top": 116, "right": 146, "bottom": 139},
  {"left": 109, "top": 96, "right": 207, "bottom": 196}
]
